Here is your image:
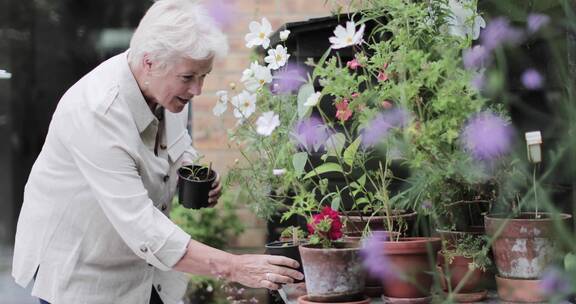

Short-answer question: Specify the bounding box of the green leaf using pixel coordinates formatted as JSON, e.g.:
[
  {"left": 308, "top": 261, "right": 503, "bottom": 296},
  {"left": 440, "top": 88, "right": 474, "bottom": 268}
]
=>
[
  {"left": 343, "top": 136, "right": 362, "bottom": 167},
  {"left": 297, "top": 83, "right": 314, "bottom": 119},
  {"left": 565, "top": 253, "right": 576, "bottom": 272},
  {"left": 303, "top": 163, "right": 344, "bottom": 180},
  {"left": 331, "top": 196, "right": 341, "bottom": 211},
  {"left": 325, "top": 132, "right": 346, "bottom": 157},
  {"left": 312, "top": 48, "right": 332, "bottom": 80},
  {"left": 292, "top": 152, "right": 308, "bottom": 177}
]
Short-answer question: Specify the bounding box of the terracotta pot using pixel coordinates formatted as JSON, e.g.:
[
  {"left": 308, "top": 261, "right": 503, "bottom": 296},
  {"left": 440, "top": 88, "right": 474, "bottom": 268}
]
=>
[
  {"left": 340, "top": 210, "right": 417, "bottom": 237},
  {"left": 297, "top": 295, "right": 370, "bottom": 304},
  {"left": 495, "top": 275, "right": 546, "bottom": 302},
  {"left": 380, "top": 237, "right": 442, "bottom": 299},
  {"left": 437, "top": 253, "right": 486, "bottom": 294},
  {"left": 485, "top": 212, "right": 572, "bottom": 279},
  {"left": 299, "top": 242, "right": 365, "bottom": 302},
  {"left": 436, "top": 228, "right": 484, "bottom": 249}
]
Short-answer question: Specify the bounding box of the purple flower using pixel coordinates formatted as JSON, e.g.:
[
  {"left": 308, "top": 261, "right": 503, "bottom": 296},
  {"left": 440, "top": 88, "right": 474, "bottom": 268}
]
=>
[
  {"left": 206, "top": 0, "right": 237, "bottom": 30},
  {"left": 521, "top": 68, "right": 544, "bottom": 90},
  {"left": 360, "top": 231, "right": 395, "bottom": 281},
  {"left": 480, "top": 17, "right": 524, "bottom": 51},
  {"left": 527, "top": 13, "right": 550, "bottom": 33},
  {"left": 539, "top": 267, "right": 572, "bottom": 296},
  {"left": 471, "top": 72, "right": 485, "bottom": 91},
  {"left": 463, "top": 45, "right": 491, "bottom": 70},
  {"left": 421, "top": 200, "right": 432, "bottom": 210},
  {"left": 361, "top": 108, "right": 409, "bottom": 148},
  {"left": 461, "top": 112, "right": 514, "bottom": 160},
  {"left": 272, "top": 63, "right": 307, "bottom": 94},
  {"left": 291, "top": 116, "right": 332, "bottom": 152}
]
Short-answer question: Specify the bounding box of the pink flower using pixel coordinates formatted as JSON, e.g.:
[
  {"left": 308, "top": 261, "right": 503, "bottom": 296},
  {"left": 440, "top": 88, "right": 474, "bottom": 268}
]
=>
[
  {"left": 351, "top": 92, "right": 360, "bottom": 98},
  {"left": 346, "top": 58, "right": 361, "bottom": 70},
  {"left": 307, "top": 207, "right": 343, "bottom": 240},
  {"left": 335, "top": 99, "right": 352, "bottom": 122},
  {"left": 381, "top": 100, "right": 393, "bottom": 109},
  {"left": 377, "top": 63, "right": 389, "bottom": 82}
]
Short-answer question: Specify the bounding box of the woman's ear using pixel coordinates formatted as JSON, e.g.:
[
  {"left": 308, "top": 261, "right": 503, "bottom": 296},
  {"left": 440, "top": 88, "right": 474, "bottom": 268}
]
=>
[{"left": 142, "top": 53, "right": 153, "bottom": 74}]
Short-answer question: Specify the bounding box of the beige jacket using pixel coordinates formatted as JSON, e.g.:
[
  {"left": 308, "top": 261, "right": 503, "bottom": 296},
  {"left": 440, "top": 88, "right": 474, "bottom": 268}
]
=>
[{"left": 12, "top": 51, "right": 197, "bottom": 304}]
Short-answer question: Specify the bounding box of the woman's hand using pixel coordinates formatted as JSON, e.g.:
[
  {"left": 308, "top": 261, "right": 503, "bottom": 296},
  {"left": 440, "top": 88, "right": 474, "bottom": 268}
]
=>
[
  {"left": 208, "top": 172, "right": 222, "bottom": 207},
  {"left": 229, "top": 254, "right": 304, "bottom": 290}
]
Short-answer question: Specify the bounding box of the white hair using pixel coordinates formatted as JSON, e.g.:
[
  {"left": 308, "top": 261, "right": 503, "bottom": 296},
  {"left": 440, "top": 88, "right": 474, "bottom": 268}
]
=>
[{"left": 128, "top": 0, "right": 228, "bottom": 70}]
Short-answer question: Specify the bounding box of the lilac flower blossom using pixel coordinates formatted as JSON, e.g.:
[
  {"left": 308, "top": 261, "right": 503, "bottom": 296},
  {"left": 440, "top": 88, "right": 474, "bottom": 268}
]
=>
[
  {"left": 361, "top": 108, "right": 409, "bottom": 149},
  {"left": 521, "top": 68, "right": 544, "bottom": 90},
  {"left": 206, "top": 0, "right": 237, "bottom": 30},
  {"left": 527, "top": 13, "right": 550, "bottom": 33},
  {"left": 461, "top": 112, "right": 513, "bottom": 160},
  {"left": 272, "top": 63, "right": 307, "bottom": 94},
  {"left": 463, "top": 45, "right": 491, "bottom": 70},
  {"left": 480, "top": 17, "right": 524, "bottom": 51},
  {"left": 291, "top": 116, "right": 332, "bottom": 152},
  {"left": 421, "top": 200, "right": 432, "bottom": 210},
  {"left": 470, "top": 72, "right": 485, "bottom": 91},
  {"left": 360, "top": 231, "right": 395, "bottom": 281},
  {"left": 539, "top": 267, "right": 572, "bottom": 296}
]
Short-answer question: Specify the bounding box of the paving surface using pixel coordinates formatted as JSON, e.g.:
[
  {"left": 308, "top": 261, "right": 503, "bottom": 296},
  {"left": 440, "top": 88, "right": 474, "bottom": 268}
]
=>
[{"left": 0, "top": 244, "right": 38, "bottom": 304}]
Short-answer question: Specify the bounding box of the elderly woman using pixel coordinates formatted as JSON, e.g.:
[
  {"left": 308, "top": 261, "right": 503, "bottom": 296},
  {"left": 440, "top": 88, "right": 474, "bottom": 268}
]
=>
[{"left": 11, "top": 0, "right": 303, "bottom": 303}]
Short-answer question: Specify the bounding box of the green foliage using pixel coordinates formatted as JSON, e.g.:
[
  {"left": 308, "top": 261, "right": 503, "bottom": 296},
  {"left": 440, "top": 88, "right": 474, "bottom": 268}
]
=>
[{"left": 440, "top": 235, "right": 492, "bottom": 271}]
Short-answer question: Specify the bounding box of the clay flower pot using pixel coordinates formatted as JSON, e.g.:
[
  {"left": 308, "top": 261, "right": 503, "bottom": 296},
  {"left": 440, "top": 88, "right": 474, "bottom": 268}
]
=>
[
  {"left": 299, "top": 242, "right": 365, "bottom": 302},
  {"left": 380, "top": 237, "right": 442, "bottom": 299},
  {"left": 297, "top": 295, "right": 370, "bottom": 304},
  {"left": 484, "top": 212, "right": 572, "bottom": 279},
  {"left": 495, "top": 275, "right": 545, "bottom": 303},
  {"left": 340, "top": 210, "right": 417, "bottom": 237},
  {"left": 437, "top": 253, "right": 487, "bottom": 293},
  {"left": 177, "top": 165, "right": 216, "bottom": 209}
]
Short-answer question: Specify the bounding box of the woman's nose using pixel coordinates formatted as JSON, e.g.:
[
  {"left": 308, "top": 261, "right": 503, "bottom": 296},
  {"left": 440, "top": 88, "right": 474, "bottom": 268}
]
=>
[{"left": 188, "top": 80, "right": 202, "bottom": 96}]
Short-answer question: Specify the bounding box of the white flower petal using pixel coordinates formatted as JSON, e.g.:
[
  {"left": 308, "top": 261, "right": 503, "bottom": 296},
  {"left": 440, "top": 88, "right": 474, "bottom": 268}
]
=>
[
  {"left": 256, "top": 111, "right": 280, "bottom": 136},
  {"left": 280, "top": 30, "right": 290, "bottom": 41}
]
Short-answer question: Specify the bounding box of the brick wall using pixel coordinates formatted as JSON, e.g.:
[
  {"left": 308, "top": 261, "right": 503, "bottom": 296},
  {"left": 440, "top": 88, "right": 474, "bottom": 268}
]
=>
[{"left": 192, "top": 0, "right": 339, "bottom": 252}]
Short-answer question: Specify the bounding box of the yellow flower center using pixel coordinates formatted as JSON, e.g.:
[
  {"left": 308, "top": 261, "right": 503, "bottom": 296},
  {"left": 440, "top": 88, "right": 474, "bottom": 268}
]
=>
[
  {"left": 276, "top": 54, "right": 282, "bottom": 62},
  {"left": 243, "top": 100, "right": 250, "bottom": 108},
  {"left": 259, "top": 32, "right": 266, "bottom": 39},
  {"left": 259, "top": 79, "right": 265, "bottom": 84},
  {"left": 346, "top": 36, "right": 353, "bottom": 44}
]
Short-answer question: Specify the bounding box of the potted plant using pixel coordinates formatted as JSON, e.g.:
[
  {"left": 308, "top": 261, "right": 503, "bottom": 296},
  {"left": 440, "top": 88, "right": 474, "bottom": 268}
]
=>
[{"left": 178, "top": 163, "right": 217, "bottom": 209}]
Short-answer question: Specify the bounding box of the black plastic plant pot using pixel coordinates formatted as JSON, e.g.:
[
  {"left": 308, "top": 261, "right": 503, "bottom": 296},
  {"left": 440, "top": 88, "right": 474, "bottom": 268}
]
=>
[
  {"left": 177, "top": 165, "right": 217, "bottom": 209},
  {"left": 265, "top": 240, "right": 305, "bottom": 283}
]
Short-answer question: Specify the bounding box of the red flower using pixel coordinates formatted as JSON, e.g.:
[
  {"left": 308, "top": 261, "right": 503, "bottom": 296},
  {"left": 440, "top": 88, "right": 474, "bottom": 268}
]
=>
[
  {"left": 307, "top": 207, "right": 343, "bottom": 241},
  {"left": 377, "top": 63, "right": 389, "bottom": 82},
  {"left": 346, "top": 58, "right": 362, "bottom": 70},
  {"left": 381, "top": 100, "right": 393, "bottom": 109},
  {"left": 351, "top": 92, "right": 360, "bottom": 98},
  {"left": 335, "top": 99, "right": 352, "bottom": 122}
]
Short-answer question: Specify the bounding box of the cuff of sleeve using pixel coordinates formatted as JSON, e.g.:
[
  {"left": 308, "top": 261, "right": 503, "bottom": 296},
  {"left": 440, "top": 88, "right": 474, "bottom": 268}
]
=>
[{"left": 153, "top": 225, "right": 191, "bottom": 269}]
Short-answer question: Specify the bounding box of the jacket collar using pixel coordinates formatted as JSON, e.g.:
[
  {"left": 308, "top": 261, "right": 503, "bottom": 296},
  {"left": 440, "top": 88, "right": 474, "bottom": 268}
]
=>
[{"left": 118, "top": 50, "right": 156, "bottom": 134}]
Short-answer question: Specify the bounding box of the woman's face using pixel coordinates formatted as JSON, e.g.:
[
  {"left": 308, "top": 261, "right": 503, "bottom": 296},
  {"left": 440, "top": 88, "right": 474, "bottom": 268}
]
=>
[{"left": 146, "top": 56, "right": 214, "bottom": 113}]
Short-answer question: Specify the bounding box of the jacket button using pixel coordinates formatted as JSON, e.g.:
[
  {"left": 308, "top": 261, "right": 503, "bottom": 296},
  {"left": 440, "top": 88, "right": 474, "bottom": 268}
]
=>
[
  {"left": 157, "top": 284, "right": 162, "bottom": 292},
  {"left": 139, "top": 245, "right": 148, "bottom": 253},
  {"left": 163, "top": 175, "right": 169, "bottom": 182},
  {"left": 160, "top": 144, "right": 167, "bottom": 150},
  {"left": 161, "top": 204, "right": 167, "bottom": 211}
]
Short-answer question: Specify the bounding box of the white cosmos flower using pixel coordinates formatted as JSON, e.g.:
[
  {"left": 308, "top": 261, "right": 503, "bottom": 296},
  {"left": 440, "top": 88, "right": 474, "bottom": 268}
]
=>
[
  {"left": 255, "top": 111, "right": 280, "bottom": 136},
  {"left": 445, "top": 0, "right": 485, "bottom": 40},
  {"left": 304, "top": 91, "right": 321, "bottom": 107},
  {"left": 231, "top": 90, "right": 257, "bottom": 119},
  {"left": 279, "top": 30, "right": 290, "bottom": 41},
  {"left": 212, "top": 90, "right": 228, "bottom": 116},
  {"left": 264, "top": 45, "right": 290, "bottom": 70},
  {"left": 245, "top": 17, "right": 273, "bottom": 49},
  {"left": 241, "top": 61, "right": 272, "bottom": 92},
  {"left": 273, "top": 168, "right": 286, "bottom": 176},
  {"left": 329, "top": 21, "right": 365, "bottom": 49}
]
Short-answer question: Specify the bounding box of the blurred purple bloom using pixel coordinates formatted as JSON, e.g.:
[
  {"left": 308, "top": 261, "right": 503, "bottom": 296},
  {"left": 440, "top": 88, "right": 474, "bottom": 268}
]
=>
[
  {"left": 539, "top": 267, "right": 572, "bottom": 296},
  {"left": 360, "top": 231, "right": 395, "bottom": 281},
  {"left": 272, "top": 63, "right": 307, "bottom": 94},
  {"left": 291, "top": 116, "right": 332, "bottom": 152},
  {"left": 461, "top": 112, "right": 513, "bottom": 160},
  {"left": 480, "top": 17, "right": 524, "bottom": 51},
  {"left": 521, "top": 68, "right": 544, "bottom": 90},
  {"left": 361, "top": 108, "right": 409, "bottom": 148},
  {"left": 463, "top": 45, "right": 491, "bottom": 70},
  {"left": 527, "top": 13, "right": 550, "bottom": 33},
  {"left": 206, "top": 0, "right": 237, "bottom": 30},
  {"left": 421, "top": 200, "right": 432, "bottom": 210},
  {"left": 471, "top": 72, "right": 485, "bottom": 91}
]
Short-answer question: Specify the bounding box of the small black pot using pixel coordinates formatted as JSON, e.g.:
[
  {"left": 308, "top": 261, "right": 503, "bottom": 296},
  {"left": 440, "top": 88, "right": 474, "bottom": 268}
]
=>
[
  {"left": 177, "top": 165, "right": 217, "bottom": 209},
  {"left": 265, "top": 240, "right": 305, "bottom": 283}
]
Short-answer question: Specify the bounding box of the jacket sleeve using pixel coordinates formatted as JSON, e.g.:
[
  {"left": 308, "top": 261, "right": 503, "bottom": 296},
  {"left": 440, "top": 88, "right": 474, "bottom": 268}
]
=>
[{"left": 57, "top": 100, "right": 190, "bottom": 271}]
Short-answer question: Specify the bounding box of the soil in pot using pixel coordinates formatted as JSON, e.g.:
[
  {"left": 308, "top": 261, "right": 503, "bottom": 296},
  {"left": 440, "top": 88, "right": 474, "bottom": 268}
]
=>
[
  {"left": 379, "top": 237, "right": 442, "bottom": 300},
  {"left": 177, "top": 164, "right": 216, "bottom": 209},
  {"left": 485, "top": 212, "right": 572, "bottom": 279},
  {"left": 299, "top": 241, "right": 365, "bottom": 302},
  {"left": 265, "top": 240, "right": 305, "bottom": 283}
]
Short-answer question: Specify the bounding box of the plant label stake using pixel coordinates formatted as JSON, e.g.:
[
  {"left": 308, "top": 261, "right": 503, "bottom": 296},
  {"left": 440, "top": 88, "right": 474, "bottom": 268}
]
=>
[
  {"left": 525, "top": 131, "right": 542, "bottom": 218},
  {"left": 525, "top": 131, "right": 542, "bottom": 164}
]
